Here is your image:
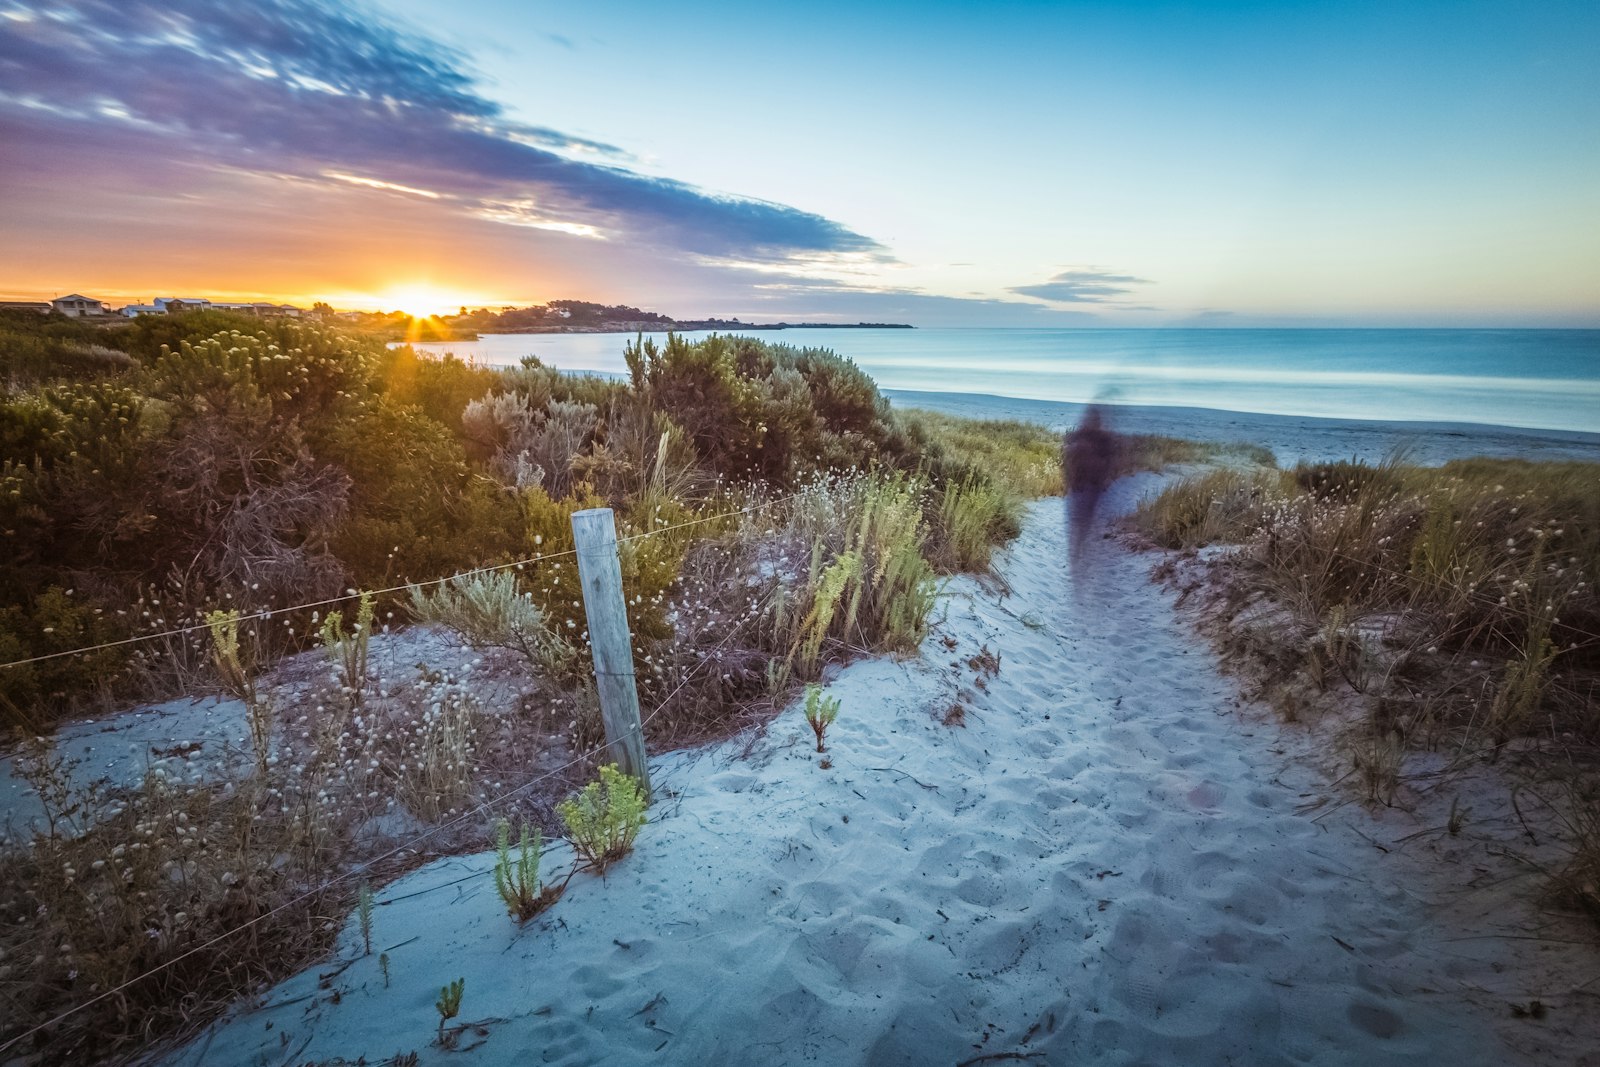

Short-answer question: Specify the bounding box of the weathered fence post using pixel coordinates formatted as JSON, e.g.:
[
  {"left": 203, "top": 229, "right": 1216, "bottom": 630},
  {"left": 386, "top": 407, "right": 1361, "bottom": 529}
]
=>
[{"left": 570, "top": 508, "right": 651, "bottom": 797}]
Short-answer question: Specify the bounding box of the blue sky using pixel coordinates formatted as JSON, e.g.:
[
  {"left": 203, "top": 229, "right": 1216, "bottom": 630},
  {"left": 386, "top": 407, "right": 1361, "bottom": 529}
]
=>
[{"left": 2, "top": 0, "right": 1597, "bottom": 324}]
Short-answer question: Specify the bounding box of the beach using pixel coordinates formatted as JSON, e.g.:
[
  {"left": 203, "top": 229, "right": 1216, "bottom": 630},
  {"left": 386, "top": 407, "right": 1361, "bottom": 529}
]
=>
[
  {"left": 153, "top": 457, "right": 1599, "bottom": 1066},
  {"left": 883, "top": 389, "right": 1600, "bottom": 468}
]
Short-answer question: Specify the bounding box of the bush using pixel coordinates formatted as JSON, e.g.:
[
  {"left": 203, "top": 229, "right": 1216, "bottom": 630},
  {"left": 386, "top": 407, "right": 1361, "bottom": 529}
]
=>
[
  {"left": 624, "top": 334, "right": 910, "bottom": 486},
  {"left": 558, "top": 763, "right": 647, "bottom": 871},
  {"left": 406, "top": 570, "right": 570, "bottom": 675}
]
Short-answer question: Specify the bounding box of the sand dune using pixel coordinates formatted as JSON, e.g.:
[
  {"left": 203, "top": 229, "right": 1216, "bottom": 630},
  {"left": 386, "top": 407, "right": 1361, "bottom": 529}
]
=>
[{"left": 156, "top": 475, "right": 1600, "bottom": 1065}]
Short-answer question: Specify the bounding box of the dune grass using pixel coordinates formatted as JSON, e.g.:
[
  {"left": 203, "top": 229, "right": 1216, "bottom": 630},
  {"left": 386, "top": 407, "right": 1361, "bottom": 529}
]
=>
[{"left": 1137, "top": 452, "right": 1600, "bottom": 922}]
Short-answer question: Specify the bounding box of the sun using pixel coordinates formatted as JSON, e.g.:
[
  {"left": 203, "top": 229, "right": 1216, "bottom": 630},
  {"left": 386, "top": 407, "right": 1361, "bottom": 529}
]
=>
[{"left": 374, "top": 284, "right": 481, "bottom": 319}]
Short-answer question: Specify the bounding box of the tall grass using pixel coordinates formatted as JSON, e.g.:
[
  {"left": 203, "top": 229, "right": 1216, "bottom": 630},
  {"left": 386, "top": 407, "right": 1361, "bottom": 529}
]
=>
[
  {"left": 898, "top": 409, "right": 1062, "bottom": 497},
  {"left": 1136, "top": 455, "right": 1600, "bottom": 743}
]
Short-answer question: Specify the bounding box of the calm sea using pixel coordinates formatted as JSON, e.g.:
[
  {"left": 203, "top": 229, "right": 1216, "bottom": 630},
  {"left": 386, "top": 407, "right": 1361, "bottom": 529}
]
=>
[{"left": 406, "top": 328, "right": 1600, "bottom": 435}]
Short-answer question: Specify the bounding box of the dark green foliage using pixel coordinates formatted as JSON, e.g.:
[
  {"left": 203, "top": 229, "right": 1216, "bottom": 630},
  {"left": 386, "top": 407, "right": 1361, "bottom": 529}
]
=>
[
  {"left": 0, "top": 309, "right": 131, "bottom": 385},
  {"left": 324, "top": 399, "right": 520, "bottom": 586},
  {"left": 0, "top": 319, "right": 1037, "bottom": 733},
  {"left": 378, "top": 346, "right": 501, "bottom": 439},
  {"left": 623, "top": 333, "right": 910, "bottom": 485}
]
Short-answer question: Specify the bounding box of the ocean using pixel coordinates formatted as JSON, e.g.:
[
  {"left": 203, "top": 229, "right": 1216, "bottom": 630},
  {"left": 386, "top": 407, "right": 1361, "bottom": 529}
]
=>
[{"left": 406, "top": 328, "right": 1600, "bottom": 435}]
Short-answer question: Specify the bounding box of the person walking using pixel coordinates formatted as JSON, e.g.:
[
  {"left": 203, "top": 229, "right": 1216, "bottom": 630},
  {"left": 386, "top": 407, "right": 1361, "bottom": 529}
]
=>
[{"left": 1064, "top": 404, "right": 1119, "bottom": 565}]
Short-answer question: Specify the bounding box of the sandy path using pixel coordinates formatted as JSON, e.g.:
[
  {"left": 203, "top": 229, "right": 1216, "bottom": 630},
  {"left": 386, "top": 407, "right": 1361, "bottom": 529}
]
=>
[{"left": 171, "top": 478, "right": 1517, "bottom": 1066}]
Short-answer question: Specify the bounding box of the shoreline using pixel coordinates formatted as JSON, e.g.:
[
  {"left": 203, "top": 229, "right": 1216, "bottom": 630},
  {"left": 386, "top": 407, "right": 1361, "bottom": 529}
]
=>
[{"left": 883, "top": 387, "right": 1600, "bottom": 467}]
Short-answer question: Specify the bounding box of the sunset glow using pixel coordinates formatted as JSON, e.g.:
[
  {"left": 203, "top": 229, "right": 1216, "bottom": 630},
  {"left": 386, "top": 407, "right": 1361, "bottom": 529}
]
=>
[
  {"left": 361, "top": 285, "right": 499, "bottom": 319},
  {"left": 1, "top": 1, "right": 1596, "bottom": 324}
]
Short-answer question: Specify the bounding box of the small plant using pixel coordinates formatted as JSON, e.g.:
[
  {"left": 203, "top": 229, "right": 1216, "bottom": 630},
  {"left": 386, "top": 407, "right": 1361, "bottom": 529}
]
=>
[
  {"left": 357, "top": 881, "right": 374, "bottom": 956},
  {"left": 803, "top": 684, "right": 841, "bottom": 753},
  {"left": 205, "top": 609, "right": 271, "bottom": 773},
  {"left": 320, "top": 591, "right": 375, "bottom": 708},
  {"left": 436, "top": 977, "right": 465, "bottom": 1041},
  {"left": 379, "top": 951, "right": 391, "bottom": 988},
  {"left": 558, "top": 763, "right": 647, "bottom": 872},
  {"left": 492, "top": 817, "right": 562, "bottom": 922}
]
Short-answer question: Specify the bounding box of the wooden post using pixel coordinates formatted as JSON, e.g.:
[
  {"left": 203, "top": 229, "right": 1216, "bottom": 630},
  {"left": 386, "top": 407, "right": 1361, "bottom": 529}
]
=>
[{"left": 570, "top": 507, "right": 651, "bottom": 797}]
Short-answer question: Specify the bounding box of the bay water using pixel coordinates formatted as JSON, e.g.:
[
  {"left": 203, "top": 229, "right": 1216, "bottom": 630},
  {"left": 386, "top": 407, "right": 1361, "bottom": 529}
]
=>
[{"left": 407, "top": 328, "right": 1600, "bottom": 435}]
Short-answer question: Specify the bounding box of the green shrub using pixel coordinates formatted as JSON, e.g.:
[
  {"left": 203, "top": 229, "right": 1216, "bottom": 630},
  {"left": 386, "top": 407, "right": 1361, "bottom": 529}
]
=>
[
  {"left": 558, "top": 763, "right": 647, "bottom": 871},
  {"left": 406, "top": 570, "right": 570, "bottom": 675},
  {"left": 896, "top": 409, "right": 1061, "bottom": 497}
]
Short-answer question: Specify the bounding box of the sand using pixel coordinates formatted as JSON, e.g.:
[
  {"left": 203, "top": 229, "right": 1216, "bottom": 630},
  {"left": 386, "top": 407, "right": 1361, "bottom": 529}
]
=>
[
  {"left": 884, "top": 389, "right": 1600, "bottom": 467},
  {"left": 155, "top": 474, "right": 1597, "bottom": 1066}
]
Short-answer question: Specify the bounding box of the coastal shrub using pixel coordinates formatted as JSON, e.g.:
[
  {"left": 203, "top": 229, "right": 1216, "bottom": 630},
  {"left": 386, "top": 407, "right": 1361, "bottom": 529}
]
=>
[
  {"left": 1139, "top": 454, "right": 1600, "bottom": 742},
  {"left": 406, "top": 570, "right": 571, "bottom": 676},
  {"left": 558, "top": 763, "right": 647, "bottom": 872},
  {"left": 379, "top": 346, "right": 499, "bottom": 437},
  {"left": 0, "top": 309, "right": 130, "bottom": 385},
  {"left": 0, "top": 590, "right": 127, "bottom": 731},
  {"left": 624, "top": 333, "right": 911, "bottom": 485},
  {"left": 324, "top": 398, "right": 519, "bottom": 586}
]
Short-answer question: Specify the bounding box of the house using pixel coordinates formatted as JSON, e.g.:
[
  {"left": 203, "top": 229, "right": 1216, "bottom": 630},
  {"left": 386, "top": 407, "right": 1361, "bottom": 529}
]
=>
[
  {"left": 51, "top": 294, "right": 108, "bottom": 317},
  {"left": 155, "top": 298, "right": 212, "bottom": 314},
  {"left": 0, "top": 301, "right": 50, "bottom": 315},
  {"left": 120, "top": 304, "right": 166, "bottom": 317}
]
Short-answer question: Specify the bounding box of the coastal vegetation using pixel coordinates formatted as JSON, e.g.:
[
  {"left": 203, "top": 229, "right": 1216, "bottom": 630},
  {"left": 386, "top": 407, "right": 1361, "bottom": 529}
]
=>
[
  {"left": 0, "top": 311, "right": 1064, "bottom": 1060},
  {"left": 1135, "top": 455, "right": 1600, "bottom": 920}
]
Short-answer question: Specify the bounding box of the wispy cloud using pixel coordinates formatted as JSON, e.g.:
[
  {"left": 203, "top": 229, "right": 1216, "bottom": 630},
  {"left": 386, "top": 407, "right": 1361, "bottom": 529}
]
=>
[
  {"left": 0, "top": 0, "right": 880, "bottom": 262},
  {"left": 1007, "top": 268, "right": 1152, "bottom": 305},
  {"left": 324, "top": 172, "right": 444, "bottom": 199}
]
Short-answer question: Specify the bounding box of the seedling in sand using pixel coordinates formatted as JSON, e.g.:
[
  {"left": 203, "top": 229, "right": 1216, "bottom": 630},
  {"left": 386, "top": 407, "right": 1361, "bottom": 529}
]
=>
[
  {"left": 379, "top": 951, "right": 391, "bottom": 989},
  {"left": 559, "top": 764, "right": 647, "bottom": 872},
  {"left": 493, "top": 817, "right": 563, "bottom": 922},
  {"left": 804, "top": 684, "right": 841, "bottom": 753},
  {"left": 357, "top": 880, "right": 374, "bottom": 956},
  {"left": 436, "top": 977, "right": 465, "bottom": 1041}
]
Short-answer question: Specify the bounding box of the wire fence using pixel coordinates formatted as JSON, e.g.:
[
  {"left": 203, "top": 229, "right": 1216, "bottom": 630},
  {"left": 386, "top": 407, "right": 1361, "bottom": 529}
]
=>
[
  {"left": 0, "top": 512, "right": 775, "bottom": 1055},
  {"left": 0, "top": 489, "right": 807, "bottom": 674}
]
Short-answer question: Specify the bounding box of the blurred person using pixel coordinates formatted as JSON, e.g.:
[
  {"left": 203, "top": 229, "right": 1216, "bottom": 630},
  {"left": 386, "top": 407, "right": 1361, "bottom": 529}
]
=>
[{"left": 1064, "top": 404, "right": 1119, "bottom": 565}]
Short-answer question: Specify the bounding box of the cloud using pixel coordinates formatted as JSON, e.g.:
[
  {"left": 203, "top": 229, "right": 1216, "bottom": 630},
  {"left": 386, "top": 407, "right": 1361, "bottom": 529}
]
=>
[
  {"left": 1007, "top": 269, "right": 1152, "bottom": 304},
  {"left": 0, "top": 0, "right": 880, "bottom": 262}
]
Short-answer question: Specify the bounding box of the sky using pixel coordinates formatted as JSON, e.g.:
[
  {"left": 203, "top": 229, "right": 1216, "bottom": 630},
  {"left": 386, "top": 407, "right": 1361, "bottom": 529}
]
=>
[{"left": 2, "top": 0, "right": 1598, "bottom": 325}]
